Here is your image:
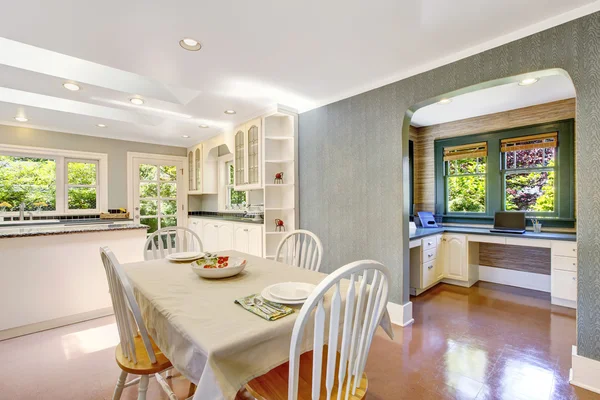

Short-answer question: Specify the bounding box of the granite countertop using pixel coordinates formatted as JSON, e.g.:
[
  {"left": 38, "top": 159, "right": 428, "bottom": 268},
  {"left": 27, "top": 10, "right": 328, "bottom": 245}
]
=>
[
  {"left": 0, "top": 218, "right": 134, "bottom": 227},
  {"left": 189, "top": 214, "right": 264, "bottom": 225},
  {"left": 410, "top": 226, "right": 576, "bottom": 242},
  {"left": 0, "top": 222, "right": 148, "bottom": 239}
]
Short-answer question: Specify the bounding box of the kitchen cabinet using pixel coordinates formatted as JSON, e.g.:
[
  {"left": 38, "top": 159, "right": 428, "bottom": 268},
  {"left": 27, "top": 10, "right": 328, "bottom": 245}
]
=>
[
  {"left": 217, "top": 223, "right": 234, "bottom": 251},
  {"left": 188, "top": 217, "right": 202, "bottom": 238},
  {"left": 441, "top": 234, "right": 469, "bottom": 281},
  {"left": 233, "top": 223, "right": 263, "bottom": 256},
  {"left": 187, "top": 144, "right": 203, "bottom": 193},
  {"left": 234, "top": 118, "right": 262, "bottom": 190},
  {"left": 202, "top": 220, "right": 219, "bottom": 251}
]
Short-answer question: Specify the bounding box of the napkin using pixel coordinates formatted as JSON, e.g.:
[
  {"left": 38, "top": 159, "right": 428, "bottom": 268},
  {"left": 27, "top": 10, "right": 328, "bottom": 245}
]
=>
[{"left": 234, "top": 294, "right": 294, "bottom": 321}]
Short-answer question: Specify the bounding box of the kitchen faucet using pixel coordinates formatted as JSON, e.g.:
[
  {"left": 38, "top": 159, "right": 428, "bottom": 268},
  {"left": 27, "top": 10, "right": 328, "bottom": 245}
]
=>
[{"left": 19, "top": 202, "right": 25, "bottom": 221}]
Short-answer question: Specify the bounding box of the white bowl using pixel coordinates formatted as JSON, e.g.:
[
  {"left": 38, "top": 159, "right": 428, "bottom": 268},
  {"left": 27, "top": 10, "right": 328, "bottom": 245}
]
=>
[{"left": 190, "top": 256, "right": 247, "bottom": 279}]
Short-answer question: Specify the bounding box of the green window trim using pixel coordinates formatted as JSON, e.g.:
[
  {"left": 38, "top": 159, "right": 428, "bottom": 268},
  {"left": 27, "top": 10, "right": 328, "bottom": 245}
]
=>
[{"left": 434, "top": 119, "right": 575, "bottom": 227}]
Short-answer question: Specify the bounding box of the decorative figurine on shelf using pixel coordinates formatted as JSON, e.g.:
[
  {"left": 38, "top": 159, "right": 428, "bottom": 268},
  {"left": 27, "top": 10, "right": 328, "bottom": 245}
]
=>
[
  {"left": 274, "top": 172, "right": 284, "bottom": 184},
  {"left": 275, "top": 219, "right": 285, "bottom": 232}
]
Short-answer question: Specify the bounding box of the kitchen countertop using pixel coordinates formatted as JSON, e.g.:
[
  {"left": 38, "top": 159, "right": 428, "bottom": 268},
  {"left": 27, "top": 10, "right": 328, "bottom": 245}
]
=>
[
  {"left": 0, "top": 222, "right": 148, "bottom": 239},
  {"left": 410, "top": 226, "right": 576, "bottom": 242},
  {"left": 0, "top": 218, "right": 134, "bottom": 227},
  {"left": 189, "top": 214, "right": 264, "bottom": 225}
]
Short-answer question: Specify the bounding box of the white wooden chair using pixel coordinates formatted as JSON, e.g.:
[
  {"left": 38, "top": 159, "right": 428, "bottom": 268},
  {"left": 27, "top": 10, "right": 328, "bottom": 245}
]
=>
[
  {"left": 144, "top": 226, "right": 203, "bottom": 261},
  {"left": 246, "top": 260, "right": 390, "bottom": 400},
  {"left": 274, "top": 229, "right": 323, "bottom": 272},
  {"left": 100, "top": 246, "right": 181, "bottom": 400}
]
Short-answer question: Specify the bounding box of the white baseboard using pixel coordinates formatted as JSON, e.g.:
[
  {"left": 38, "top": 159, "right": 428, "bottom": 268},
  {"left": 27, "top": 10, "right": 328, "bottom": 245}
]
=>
[
  {"left": 571, "top": 346, "right": 600, "bottom": 394},
  {"left": 0, "top": 307, "right": 114, "bottom": 341},
  {"left": 552, "top": 296, "right": 577, "bottom": 309},
  {"left": 478, "top": 265, "right": 551, "bottom": 292},
  {"left": 387, "top": 301, "right": 414, "bottom": 327}
]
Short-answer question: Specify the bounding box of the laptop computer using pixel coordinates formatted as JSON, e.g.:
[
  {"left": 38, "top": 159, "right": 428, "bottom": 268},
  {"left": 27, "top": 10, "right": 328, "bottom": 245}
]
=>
[{"left": 490, "top": 211, "right": 526, "bottom": 234}]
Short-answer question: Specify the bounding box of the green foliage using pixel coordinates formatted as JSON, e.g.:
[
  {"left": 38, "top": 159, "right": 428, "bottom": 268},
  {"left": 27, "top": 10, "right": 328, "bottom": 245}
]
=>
[
  {"left": 139, "top": 164, "right": 157, "bottom": 181},
  {"left": 68, "top": 162, "right": 96, "bottom": 185},
  {"left": 68, "top": 187, "right": 97, "bottom": 209},
  {"left": 448, "top": 175, "right": 486, "bottom": 212},
  {"left": 159, "top": 182, "right": 177, "bottom": 198},
  {"left": 0, "top": 156, "right": 57, "bottom": 211}
]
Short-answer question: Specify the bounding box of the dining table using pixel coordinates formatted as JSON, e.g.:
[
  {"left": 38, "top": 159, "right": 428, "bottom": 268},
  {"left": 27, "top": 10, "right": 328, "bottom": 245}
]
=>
[{"left": 123, "top": 250, "right": 394, "bottom": 400}]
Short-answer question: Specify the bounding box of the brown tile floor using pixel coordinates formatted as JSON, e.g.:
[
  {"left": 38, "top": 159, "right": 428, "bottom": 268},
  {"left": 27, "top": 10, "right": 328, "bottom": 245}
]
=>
[{"left": 0, "top": 282, "right": 598, "bottom": 399}]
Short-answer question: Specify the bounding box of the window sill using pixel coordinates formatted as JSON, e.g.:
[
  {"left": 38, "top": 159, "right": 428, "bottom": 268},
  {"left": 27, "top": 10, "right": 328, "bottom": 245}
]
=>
[{"left": 440, "top": 214, "right": 575, "bottom": 228}]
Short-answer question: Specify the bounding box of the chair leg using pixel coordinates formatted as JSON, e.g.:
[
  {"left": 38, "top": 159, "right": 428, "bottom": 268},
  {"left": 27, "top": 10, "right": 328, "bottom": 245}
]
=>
[
  {"left": 112, "top": 370, "right": 128, "bottom": 400},
  {"left": 187, "top": 382, "right": 197, "bottom": 398},
  {"left": 137, "top": 375, "right": 150, "bottom": 400}
]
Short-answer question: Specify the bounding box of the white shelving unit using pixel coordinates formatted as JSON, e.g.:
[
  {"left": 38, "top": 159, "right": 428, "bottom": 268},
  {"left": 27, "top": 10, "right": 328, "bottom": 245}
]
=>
[{"left": 261, "top": 106, "right": 298, "bottom": 259}]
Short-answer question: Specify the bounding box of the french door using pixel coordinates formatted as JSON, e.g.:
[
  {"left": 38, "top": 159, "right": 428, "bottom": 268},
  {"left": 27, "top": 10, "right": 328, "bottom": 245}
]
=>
[{"left": 131, "top": 156, "right": 185, "bottom": 235}]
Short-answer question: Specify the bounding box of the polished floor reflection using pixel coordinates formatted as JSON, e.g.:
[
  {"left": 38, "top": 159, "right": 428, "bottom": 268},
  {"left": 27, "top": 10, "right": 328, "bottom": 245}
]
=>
[
  {"left": 366, "top": 282, "right": 598, "bottom": 400},
  {"left": 0, "top": 282, "right": 597, "bottom": 399}
]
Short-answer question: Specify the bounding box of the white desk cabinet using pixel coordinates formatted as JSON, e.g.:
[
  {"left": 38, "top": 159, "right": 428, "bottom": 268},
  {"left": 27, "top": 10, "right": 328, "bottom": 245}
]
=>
[
  {"left": 551, "top": 240, "right": 577, "bottom": 308},
  {"left": 409, "top": 234, "right": 443, "bottom": 295},
  {"left": 441, "top": 234, "right": 469, "bottom": 281}
]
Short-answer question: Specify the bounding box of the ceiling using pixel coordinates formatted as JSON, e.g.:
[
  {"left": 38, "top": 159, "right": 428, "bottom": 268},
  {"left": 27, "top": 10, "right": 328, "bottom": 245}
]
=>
[
  {"left": 0, "top": 0, "right": 597, "bottom": 147},
  {"left": 411, "top": 74, "right": 576, "bottom": 127}
]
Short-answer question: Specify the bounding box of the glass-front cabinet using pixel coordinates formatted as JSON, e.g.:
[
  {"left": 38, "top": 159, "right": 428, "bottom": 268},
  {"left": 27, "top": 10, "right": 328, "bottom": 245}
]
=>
[
  {"left": 187, "top": 144, "right": 203, "bottom": 194},
  {"left": 233, "top": 118, "right": 262, "bottom": 190}
]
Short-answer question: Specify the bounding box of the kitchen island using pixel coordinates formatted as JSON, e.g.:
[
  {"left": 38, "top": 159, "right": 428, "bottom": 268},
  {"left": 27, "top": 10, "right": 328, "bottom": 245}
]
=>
[{"left": 0, "top": 222, "right": 147, "bottom": 340}]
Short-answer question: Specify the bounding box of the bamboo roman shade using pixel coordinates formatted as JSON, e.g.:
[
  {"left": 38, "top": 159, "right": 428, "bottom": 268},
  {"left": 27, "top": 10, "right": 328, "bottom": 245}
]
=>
[
  {"left": 500, "top": 132, "right": 558, "bottom": 152},
  {"left": 443, "top": 142, "right": 487, "bottom": 161}
]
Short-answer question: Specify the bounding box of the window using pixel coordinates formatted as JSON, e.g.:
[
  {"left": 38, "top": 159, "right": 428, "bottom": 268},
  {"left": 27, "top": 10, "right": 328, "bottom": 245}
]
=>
[
  {"left": 443, "top": 142, "right": 487, "bottom": 213},
  {"left": 226, "top": 161, "right": 246, "bottom": 209},
  {"left": 66, "top": 160, "right": 98, "bottom": 210},
  {"left": 502, "top": 133, "right": 557, "bottom": 213},
  {"left": 0, "top": 145, "right": 107, "bottom": 215},
  {"left": 434, "top": 120, "right": 574, "bottom": 226}
]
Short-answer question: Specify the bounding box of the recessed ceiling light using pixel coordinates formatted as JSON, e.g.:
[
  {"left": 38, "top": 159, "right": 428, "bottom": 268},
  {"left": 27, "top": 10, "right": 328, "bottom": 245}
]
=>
[
  {"left": 14, "top": 116, "right": 28, "bottom": 122},
  {"left": 224, "top": 109, "right": 236, "bottom": 115},
  {"left": 518, "top": 78, "right": 539, "bottom": 86},
  {"left": 182, "top": 135, "right": 190, "bottom": 138},
  {"left": 437, "top": 98, "right": 452, "bottom": 105},
  {"left": 63, "top": 82, "right": 81, "bottom": 91},
  {"left": 199, "top": 124, "right": 209, "bottom": 128},
  {"left": 97, "top": 123, "right": 107, "bottom": 128},
  {"left": 130, "top": 97, "right": 145, "bottom": 105},
  {"left": 179, "top": 38, "right": 202, "bottom": 51}
]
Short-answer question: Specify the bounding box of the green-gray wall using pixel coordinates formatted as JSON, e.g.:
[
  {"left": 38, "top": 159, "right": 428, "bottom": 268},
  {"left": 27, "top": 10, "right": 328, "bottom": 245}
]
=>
[
  {"left": 0, "top": 125, "right": 186, "bottom": 208},
  {"left": 299, "top": 13, "right": 600, "bottom": 360}
]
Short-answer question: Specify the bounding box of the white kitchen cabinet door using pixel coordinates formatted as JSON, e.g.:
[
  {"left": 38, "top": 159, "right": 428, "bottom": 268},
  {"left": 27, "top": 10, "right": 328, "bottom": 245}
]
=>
[
  {"left": 189, "top": 218, "right": 202, "bottom": 238},
  {"left": 234, "top": 225, "right": 249, "bottom": 253},
  {"left": 202, "top": 221, "right": 219, "bottom": 252},
  {"left": 247, "top": 225, "right": 263, "bottom": 256},
  {"left": 217, "top": 223, "right": 234, "bottom": 251},
  {"left": 552, "top": 269, "right": 577, "bottom": 302},
  {"left": 442, "top": 234, "right": 468, "bottom": 281}
]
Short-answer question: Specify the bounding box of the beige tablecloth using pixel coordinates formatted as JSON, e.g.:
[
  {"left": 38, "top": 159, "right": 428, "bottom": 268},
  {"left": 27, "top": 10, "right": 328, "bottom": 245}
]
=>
[{"left": 123, "top": 251, "right": 393, "bottom": 400}]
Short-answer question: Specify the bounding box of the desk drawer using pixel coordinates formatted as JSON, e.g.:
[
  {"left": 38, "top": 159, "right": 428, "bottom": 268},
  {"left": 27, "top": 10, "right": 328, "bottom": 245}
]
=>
[
  {"left": 423, "top": 260, "right": 438, "bottom": 288},
  {"left": 422, "top": 237, "right": 437, "bottom": 251},
  {"left": 423, "top": 247, "right": 438, "bottom": 263},
  {"left": 553, "top": 256, "right": 577, "bottom": 272},
  {"left": 552, "top": 269, "right": 577, "bottom": 302},
  {"left": 552, "top": 241, "right": 577, "bottom": 258}
]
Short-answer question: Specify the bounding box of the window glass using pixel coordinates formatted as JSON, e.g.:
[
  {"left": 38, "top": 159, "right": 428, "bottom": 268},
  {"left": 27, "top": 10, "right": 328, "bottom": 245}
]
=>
[
  {"left": 67, "top": 161, "right": 97, "bottom": 210},
  {"left": 504, "top": 148, "right": 556, "bottom": 212},
  {"left": 446, "top": 157, "right": 486, "bottom": 213},
  {"left": 226, "top": 162, "right": 246, "bottom": 208},
  {"left": 0, "top": 155, "right": 57, "bottom": 212}
]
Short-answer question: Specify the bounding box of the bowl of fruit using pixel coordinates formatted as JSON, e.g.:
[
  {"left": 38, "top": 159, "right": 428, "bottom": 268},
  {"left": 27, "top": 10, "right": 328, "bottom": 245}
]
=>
[{"left": 190, "top": 253, "right": 247, "bottom": 279}]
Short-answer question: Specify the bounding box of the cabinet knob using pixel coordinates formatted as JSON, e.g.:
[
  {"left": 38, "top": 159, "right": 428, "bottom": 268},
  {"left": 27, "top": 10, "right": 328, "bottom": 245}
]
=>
[
  {"left": 214, "top": 225, "right": 218, "bottom": 228},
  {"left": 442, "top": 239, "right": 447, "bottom": 242},
  {"left": 572, "top": 277, "right": 576, "bottom": 281},
  {"left": 428, "top": 265, "right": 433, "bottom": 269},
  {"left": 427, "top": 242, "right": 432, "bottom": 245},
  {"left": 428, "top": 254, "right": 433, "bottom": 258},
  {"left": 244, "top": 229, "right": 249, "bottom": 232},
  {"left": 573, "top": 263, "right": 576, "bottom": 266}
]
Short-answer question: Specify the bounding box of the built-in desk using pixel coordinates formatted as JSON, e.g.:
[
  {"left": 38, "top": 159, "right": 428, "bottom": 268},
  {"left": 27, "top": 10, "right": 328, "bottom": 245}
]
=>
[{"left": 408, "top": 227, "right": 577, "bottom": 309}]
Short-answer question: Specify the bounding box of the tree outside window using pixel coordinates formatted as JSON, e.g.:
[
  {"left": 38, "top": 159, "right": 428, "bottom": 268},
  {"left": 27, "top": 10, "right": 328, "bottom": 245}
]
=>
[
  {"left": 504, "top": 147, "right": 555, "bottom": 212},
  {"left": 226, "top": 161, "right": 246, "bottom": 209},
  {"left": 446, "top": 157, "right": 487, "bottom": 213}
]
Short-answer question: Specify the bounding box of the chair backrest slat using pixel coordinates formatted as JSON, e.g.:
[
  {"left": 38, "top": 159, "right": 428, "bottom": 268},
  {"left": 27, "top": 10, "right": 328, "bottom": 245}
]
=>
[
  {"left": 275, "top": 230, "right": 323, "bottom": 272},
  {"left": 100, "top": 246, "right": 157, "bottom": 365},
  {"left": 144, "top": 227, "right": 203, "bottom": 261},
  {"left": 288, "top": 261, "right": 390, "bottom": 400}
]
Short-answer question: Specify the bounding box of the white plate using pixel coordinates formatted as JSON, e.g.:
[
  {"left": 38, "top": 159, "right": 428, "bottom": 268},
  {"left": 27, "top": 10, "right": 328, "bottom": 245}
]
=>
[
  {"left": 261, "top": 284, "right": 311, "bottom": 305},
  {"left": 166, "top": 252, "right": 205, "bottom": 261},
  {"left": 268, "top": 282, "right": 316, "bottom": 301},
  {"left": 190, "top": 257, "right": 247, "bottom": 279}
]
